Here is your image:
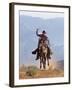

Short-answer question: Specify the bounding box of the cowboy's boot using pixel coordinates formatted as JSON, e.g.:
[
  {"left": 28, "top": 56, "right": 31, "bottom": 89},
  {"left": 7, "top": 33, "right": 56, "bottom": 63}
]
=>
[
  {"left": 32, "top": 49, "right": 37, "bottom": 54},
  {"left": 47, "top": 47, "right": 51, "bottom": 59}
]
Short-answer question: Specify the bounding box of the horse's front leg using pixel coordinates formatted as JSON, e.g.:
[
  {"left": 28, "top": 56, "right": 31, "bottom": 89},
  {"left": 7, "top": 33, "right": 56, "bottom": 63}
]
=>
[
  {"left": 43, "top": 55, "right": 46, "bottom": 69},
  {"left": 40, "top": 57, "right": 42, "bottom": 69},
  {"left": 47, "top": 58, "right": 49, "bottom": 66},
  {"left": 43, "top": 60, "right": 46, "bottom": 69}
]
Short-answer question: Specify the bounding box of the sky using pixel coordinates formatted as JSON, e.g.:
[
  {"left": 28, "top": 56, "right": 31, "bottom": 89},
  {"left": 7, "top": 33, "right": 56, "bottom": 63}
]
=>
[
  {"left": 19, "top": 10, "right": 64, "bottom": 67},
  {"left": 20, "top": 10, "right": 64, "bottom": 19}
]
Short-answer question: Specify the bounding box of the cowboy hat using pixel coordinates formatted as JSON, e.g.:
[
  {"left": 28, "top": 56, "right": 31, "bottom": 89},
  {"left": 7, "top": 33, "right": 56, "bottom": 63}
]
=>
[{"left": 42, "top": 30, "right": 46, "bottom": 34}]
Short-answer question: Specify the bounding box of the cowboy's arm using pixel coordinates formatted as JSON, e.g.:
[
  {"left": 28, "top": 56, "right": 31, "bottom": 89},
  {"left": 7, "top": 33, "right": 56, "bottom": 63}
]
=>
[{"left": 36, "top": 29, "right": 41, "bottom": 37}]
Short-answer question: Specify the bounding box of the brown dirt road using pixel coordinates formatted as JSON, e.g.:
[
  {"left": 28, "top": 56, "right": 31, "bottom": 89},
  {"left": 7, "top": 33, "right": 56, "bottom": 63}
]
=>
[{"left": 19, "top": 69, "right": 64, "bottom": 79}]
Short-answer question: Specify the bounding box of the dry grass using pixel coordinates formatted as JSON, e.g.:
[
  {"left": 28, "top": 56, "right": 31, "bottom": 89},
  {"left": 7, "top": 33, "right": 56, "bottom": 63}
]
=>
[
  {"left": 19, "top": 67, "right": 64, "bottom": 79},
  {"left": 19, "top": 60, "right": 64, "bottom": 79}
]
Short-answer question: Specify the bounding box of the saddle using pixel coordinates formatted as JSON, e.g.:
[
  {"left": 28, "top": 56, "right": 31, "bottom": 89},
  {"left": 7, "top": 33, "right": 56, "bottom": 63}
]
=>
[{"left": 32, "top": 39, "right": 52, "bottom": 60}]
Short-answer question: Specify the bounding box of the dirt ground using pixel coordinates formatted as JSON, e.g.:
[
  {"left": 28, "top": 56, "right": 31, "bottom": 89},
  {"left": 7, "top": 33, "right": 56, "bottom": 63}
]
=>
[{"left": 19, "top": 69, "right": 64, "bottom": 79}]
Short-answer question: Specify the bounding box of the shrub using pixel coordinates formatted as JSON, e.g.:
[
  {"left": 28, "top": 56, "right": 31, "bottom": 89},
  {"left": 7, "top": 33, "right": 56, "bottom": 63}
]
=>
[{"left": 26, "top": 66, "right": 38, "bottom": 77}]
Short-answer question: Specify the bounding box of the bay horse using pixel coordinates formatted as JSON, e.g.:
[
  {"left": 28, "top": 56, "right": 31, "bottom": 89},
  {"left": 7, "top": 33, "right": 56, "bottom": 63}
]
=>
[{"left": 38, "top": 40, "right": 50, "bottom": 69}]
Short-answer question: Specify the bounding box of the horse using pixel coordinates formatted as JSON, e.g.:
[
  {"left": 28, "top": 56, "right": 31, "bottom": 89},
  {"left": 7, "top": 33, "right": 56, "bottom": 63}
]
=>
[{"left": 38, "top": 41, "right": 50, "bottom": 69}]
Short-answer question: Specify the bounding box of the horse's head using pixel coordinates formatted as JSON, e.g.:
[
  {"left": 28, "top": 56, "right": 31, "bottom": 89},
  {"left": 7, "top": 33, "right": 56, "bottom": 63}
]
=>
[{"left": 39, "top": 41, "right": 48, "bottom": 55}]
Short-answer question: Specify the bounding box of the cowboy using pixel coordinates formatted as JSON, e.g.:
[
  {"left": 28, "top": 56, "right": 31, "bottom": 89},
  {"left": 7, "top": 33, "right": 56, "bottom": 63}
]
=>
[{"left": 32, "top": 29, "right": 51, "bottom": 60}]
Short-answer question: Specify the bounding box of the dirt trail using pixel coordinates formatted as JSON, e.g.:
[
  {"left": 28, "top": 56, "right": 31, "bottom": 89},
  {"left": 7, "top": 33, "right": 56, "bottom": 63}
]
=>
[
  {"left": 36, "top": 69, "right": 64, "bottom": 78},
  {"left": 19, "top": 69, "right": 64, "bottom": 79},
  {"left": 19, "top": 60, "right": 64, "bottom": 79}
]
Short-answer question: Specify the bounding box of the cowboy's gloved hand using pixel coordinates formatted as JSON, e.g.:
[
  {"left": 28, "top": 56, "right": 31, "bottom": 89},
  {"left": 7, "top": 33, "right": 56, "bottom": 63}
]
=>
[{"left": 36, "top": 28, "right": 39, "bottom": 31}]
